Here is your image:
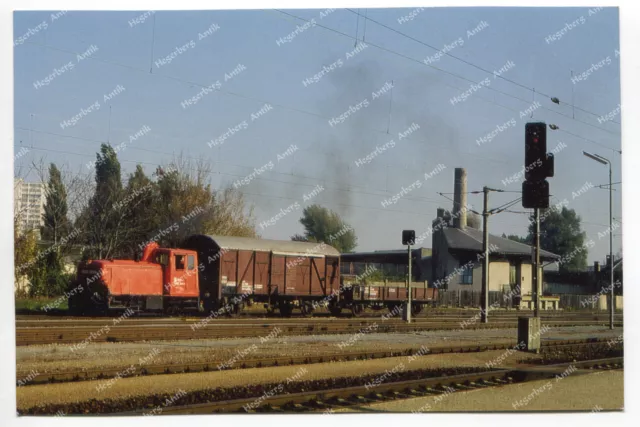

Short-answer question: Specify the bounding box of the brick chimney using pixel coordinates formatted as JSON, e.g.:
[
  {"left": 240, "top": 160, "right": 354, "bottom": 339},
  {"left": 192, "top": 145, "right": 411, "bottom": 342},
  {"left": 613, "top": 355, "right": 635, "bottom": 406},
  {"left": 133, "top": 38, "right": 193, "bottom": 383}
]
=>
[{"left": 453, "top": 167, "right": 467, "bottom": 229}]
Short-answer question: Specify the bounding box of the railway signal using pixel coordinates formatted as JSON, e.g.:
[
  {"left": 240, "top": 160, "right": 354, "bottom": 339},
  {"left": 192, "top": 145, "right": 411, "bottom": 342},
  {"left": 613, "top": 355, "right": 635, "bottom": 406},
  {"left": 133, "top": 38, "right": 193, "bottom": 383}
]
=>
[
  {"left": 522, "top": 122, "right": 554, "bottom": 208},
  {"left": 519, "top": 122, "right": 556, "bottom": 352},
  {"left": 402, "top": 230, "right": 415, "bottom": 245}
]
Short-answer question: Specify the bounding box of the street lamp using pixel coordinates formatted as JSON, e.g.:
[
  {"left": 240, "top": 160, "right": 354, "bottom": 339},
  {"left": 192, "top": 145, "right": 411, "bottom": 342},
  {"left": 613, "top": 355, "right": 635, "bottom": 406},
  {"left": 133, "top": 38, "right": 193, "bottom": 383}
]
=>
[{"left": 583, "top": 150, "right": 615, "bottom": 330}]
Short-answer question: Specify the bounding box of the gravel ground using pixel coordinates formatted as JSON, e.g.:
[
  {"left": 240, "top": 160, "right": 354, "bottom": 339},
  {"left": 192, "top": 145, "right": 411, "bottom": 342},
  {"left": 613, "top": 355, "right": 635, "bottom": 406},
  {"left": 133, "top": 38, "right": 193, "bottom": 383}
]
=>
[
  {"left": 335, "top": 370, "right": 624, "bottom": 412},
  {"left": 16, "top": 325, "right": 621, "bottom": 375},
  {"left": 17, "top": 349, "right": 543, "bottom": 411}
]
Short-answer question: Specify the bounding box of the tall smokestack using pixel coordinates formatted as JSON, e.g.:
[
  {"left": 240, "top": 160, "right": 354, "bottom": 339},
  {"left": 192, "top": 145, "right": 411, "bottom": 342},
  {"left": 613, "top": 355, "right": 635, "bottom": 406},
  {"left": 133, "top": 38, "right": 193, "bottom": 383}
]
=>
[{"left": 453, "top": 168, "right": 467, "bottom": 229}]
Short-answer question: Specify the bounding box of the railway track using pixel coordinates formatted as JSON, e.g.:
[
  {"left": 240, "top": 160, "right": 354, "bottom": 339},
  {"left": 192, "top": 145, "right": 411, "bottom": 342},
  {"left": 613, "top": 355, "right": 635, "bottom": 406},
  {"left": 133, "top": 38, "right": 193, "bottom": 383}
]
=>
[
  {"left": 115, "top": 357, "right": 623, "bottom": 415},
  {"left": 16, "top": 338, "right": 619, "bottom": 386},
  {"left": 15, "top": 319, "right": 623, "bottom": 346},
  {"left": 15, "top": 311, "right": 623, "bottom": 327}
]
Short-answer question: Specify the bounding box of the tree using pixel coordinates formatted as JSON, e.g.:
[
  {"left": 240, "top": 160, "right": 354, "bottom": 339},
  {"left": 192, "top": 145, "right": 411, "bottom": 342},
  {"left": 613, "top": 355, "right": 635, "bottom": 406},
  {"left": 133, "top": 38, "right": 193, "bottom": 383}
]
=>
[
  {"left": 205, "top": 187, "right": 256, "bottom": 238},
  {"left": 502, "top": 233, "right": 529, "bottom": 244},
  {"left": 293, "top": 204, "right": 357, "bottom": 252},
  {"left": 78, "top": 144, "right": 128, "bottom": 259},
  {"left": 154, "top": 157, "right": 256, "bottom": 248},
  {"left": 527, "top": 206, "right": 587, "bottom": 272},
  {"left": 14, "top": 214, "right": 38, "bottom": 295},
  {"left": 119, "top": 165, "right": 159, "bottom": 258},
  {"left": 42, "top": 163, "right": 71, "bottom": 244}
]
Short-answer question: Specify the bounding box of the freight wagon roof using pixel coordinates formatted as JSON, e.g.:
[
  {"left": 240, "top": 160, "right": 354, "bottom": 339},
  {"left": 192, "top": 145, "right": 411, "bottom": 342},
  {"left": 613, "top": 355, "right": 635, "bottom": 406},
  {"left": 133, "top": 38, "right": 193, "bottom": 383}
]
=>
[{"left": 186, "top": 235, "right": 341, "bottom": 257}]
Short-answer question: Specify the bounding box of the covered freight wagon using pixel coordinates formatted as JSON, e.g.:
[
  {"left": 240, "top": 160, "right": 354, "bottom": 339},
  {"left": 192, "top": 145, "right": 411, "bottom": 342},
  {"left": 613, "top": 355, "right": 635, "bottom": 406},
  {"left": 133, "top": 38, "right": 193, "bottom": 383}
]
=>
[{"left": 181, "top": 235, "right": 341, "bottom": 316}]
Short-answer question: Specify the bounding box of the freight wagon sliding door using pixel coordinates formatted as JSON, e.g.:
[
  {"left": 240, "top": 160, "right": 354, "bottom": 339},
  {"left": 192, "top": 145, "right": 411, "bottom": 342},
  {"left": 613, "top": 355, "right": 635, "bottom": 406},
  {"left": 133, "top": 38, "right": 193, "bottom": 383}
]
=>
[
  {"left": 237, "top": 251, "right": 255, "bottom": 295},
  {"left": 284, "top": 256, "right": 297, "bottom": 294},
  {"left": 310, "top": 257, "right": 326, "bottom": 296},
  {"left": 254, "top": 252, "right": 269, "bottom": 295},
  {"left": 270, "top": 255, "right": 285, "bottom": 295},
  {"left": 296, "top": 258, "right": 312, "bottom": 295},
  {"left": 325, "top": 256, "right": 340, "bottom": 294},
  {"left": 220, "top": 250, "right": 238, "bottom": 296}
]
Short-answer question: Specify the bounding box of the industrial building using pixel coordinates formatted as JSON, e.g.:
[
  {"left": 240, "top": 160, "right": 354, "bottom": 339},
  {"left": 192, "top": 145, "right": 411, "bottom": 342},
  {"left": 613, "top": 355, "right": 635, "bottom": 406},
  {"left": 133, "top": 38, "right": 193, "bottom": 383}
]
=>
[{"left": 343, "top": 168, "right": 563, "bottom": 309}]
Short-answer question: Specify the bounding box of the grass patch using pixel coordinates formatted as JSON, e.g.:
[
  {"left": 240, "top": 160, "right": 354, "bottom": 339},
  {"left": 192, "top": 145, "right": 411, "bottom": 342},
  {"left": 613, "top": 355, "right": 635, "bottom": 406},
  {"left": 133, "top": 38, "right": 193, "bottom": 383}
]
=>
[{"left": 15, "top": 297, "right": 68, "bottom": 313}]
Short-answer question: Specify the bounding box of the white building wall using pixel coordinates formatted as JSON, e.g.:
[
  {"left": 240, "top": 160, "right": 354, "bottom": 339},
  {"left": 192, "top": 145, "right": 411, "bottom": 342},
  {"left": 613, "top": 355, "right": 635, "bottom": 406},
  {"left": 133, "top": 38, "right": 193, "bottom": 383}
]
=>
[
  {"left": 489, "top": 260, "right": 510, "bottom": 292},
  {"left": 14, "top": 179, "right": 46, "bottom": 237}
]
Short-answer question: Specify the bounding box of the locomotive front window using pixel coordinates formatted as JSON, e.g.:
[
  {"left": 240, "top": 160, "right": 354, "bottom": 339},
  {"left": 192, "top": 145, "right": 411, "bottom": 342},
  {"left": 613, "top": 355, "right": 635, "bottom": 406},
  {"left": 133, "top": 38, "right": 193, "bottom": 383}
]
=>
[
  {"left": 175, "top": 255, "right": 185, "bottom": 270},
  {"left": 187, "top": 255, "right": 195, "bottom": 270}
]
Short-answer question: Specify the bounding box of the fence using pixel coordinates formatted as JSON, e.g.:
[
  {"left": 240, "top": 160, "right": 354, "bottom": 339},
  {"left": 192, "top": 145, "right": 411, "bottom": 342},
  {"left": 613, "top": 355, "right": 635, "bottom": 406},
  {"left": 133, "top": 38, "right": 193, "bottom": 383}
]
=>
[
  {"left": 434, "top": 290, "right": 622, "bottom": 311},
  {"left": 436, "top": 290, "right": 516, "bottom": 309}
]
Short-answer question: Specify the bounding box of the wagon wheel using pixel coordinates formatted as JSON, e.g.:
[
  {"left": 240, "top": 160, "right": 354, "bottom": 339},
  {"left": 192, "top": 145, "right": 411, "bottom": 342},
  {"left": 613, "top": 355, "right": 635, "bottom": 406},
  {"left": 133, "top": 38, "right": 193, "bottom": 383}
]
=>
[
  {"left": 351, "top": 304, "right": 365, "bottom": 317},
  {"left": 300, "top": 302, "right": 314, "bottom": 318},
  {"left": 227, "top": 301, "right": 244, "bottom": 317},
  {"left": 278, "top": 302, "right": 293, "bottom": 317},
  {"left": 385, "top": 304, "right": 400, "bottom": 317},
  {"left": 328, "top": 301, "right": 342, "bottom": 317}
]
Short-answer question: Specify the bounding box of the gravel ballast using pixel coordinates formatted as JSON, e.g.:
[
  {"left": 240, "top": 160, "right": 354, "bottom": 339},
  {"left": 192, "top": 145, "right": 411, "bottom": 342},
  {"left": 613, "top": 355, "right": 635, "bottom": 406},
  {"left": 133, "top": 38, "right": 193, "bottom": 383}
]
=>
[
  {"left": 17, "top": 349, "right": 542, "bottom": 411},
  {"left": 16, "top": 325, "right": 620, "bottom": 376}
]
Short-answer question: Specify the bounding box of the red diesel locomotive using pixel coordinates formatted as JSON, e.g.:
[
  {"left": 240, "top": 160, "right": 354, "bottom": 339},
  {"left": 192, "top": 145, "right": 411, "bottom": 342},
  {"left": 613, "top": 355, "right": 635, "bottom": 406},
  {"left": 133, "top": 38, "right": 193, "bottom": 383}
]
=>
[{"left": 69, "top": 235, "right": 437, "bottom": 316}]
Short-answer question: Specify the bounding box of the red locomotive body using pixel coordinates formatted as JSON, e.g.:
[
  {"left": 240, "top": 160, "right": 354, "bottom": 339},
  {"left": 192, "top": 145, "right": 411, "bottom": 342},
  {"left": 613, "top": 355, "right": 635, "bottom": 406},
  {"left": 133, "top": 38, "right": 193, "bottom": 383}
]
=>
[{"left": 70, "top": 242, "right": 200, "bottom": 314}]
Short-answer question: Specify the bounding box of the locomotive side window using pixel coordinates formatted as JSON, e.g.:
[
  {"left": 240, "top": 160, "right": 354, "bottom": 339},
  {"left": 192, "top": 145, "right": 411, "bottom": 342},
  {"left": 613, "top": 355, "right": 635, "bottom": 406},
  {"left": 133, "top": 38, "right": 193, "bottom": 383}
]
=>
[
  {"left": 175, "top": 255, "right": 185, "bottom": 270},
  {"left": 155, "top": 253, "right": 169, "bottom": 266},
  {"left": 187, "top": 255, "right": 195, "bottom": 270}
]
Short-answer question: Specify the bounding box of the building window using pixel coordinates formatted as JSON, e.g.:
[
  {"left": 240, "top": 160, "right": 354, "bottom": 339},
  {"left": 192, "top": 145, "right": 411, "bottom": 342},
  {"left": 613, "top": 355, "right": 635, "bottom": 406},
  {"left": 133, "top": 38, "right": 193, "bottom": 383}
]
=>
[
  {"left": 459, "top": 261, "right": 473, "bottom": 284},
  {"left": 510, "top": 263, "right": 517, "bottom": 284}
]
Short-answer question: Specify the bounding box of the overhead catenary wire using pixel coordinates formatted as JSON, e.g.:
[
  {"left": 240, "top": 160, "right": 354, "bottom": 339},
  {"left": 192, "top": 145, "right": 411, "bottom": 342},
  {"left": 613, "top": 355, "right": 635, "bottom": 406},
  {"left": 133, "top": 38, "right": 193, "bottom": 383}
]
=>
[
  {"left": 19, "top": 144, "right": 445, "bottom": 218},
  {"left": 344, "top": 8, "right": 621, "bottom": 127},
  {"left": 15, "top": 126, "right": 454, "bottom": 206},
  {"left": 18, "top": 141, "right": 452, "bottom": 210},
  {"left": 275, "top": 9, "right": 621, "bottom": 143},
  {"left": 22, "top": 22, "right": 619, "bottom": 160},
  {"left": 19, "top": 13, "right": 621, "bottom": 212},
  {"left": 21, "top": 40, "right": 520, "bottom": 170}
]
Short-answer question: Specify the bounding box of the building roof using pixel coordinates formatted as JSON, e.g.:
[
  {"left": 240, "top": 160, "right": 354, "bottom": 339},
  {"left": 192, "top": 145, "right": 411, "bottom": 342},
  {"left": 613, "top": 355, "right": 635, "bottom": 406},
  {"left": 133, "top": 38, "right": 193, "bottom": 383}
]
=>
[
  {"left": 443, "top": 227, "right": 560, "bottom": 260},
  {"left": 184, "top": 234, "right": 341, "bottom": 257}
]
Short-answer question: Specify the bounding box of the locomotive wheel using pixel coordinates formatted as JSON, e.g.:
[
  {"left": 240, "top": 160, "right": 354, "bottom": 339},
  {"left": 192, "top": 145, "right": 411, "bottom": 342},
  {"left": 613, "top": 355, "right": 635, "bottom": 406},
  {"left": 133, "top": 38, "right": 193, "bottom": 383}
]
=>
[
  {"left": 300, "top": 302, "right": 314, "bottom": 317},
  {"left": 351, "top": 304, "right": 365, "bottom": 317},
  {"left": 279, "top": 302, "right": 293, "bottom": 317}
]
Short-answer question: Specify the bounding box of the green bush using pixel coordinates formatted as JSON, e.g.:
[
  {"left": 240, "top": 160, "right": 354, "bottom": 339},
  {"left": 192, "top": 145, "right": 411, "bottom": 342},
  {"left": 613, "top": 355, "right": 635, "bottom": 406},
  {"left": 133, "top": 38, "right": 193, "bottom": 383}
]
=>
[{"left": 27, "top": 251, "right": 73, "bottom": 297}]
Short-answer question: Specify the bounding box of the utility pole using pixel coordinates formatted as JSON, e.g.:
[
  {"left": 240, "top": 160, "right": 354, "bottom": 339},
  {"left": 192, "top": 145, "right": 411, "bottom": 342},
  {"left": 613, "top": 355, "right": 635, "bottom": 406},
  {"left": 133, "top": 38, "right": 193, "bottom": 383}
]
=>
[
  {"left": 402, "top": 230, "right": 415, "bottom": 324},
  {"left": 609, "top": 163, "right": 614, "bottom": 330},
  {"left": 582, "top": 151, "right": 614, "bottom": 329},
  {"left": 481, "top": 187, "right": 489, "bottom": 323},
  {"left": 533, "top": 208, "right": 541, "bottom": 317},
  {"left": 407, "top": 243, "right": 412, "bottom": 324}
]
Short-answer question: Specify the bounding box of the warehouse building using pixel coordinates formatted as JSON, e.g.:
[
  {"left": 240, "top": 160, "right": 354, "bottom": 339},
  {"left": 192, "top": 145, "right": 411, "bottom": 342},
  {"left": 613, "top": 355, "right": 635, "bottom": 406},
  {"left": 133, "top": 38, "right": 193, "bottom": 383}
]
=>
[{"left": 430, "top": 168, "right": 560, "bottom": 308}]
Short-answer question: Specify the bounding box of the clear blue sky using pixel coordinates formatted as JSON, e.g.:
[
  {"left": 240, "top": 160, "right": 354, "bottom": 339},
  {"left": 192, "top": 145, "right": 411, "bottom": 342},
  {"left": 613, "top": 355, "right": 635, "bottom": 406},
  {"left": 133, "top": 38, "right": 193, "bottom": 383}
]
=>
[{"left": 13, "top": 7, "right": 622, "bottom": 263}]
